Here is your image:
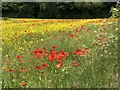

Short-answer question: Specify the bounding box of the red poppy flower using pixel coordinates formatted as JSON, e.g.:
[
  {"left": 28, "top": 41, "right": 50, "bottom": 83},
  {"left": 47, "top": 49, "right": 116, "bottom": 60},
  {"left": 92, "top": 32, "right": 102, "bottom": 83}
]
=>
[
  {"left": 97, "top": 38, "right": 103, "bottom": 43},
  {"left": 42, "top": 47, "right": 46, "bottom": 50},
  {"left": 37, "top": 52, "right": 43, "bottom": 59},
  {"left": 84, "top": 48, "right": 90, "bottom": 52},
  {"left": 39, "top": 50, "right": 43, "bottom": 54},
  {"left": 17, "top": 55, "right": 21, "bottom": 59},
  {"left": 75, "top": 28, "right": 79, "bottom": 32},
  {"left": 9, "top": 69, "right": 13, "bottom": 73},
  {"left": 48, "top": 50, "right": 57, "bottom": 62},
  {"left": 37, "top": 53, "right": 42, "bottom": 58},
  {"left": 80, "top": 50, "right": 86, "bottom": 56},
  {"left": 74, "top": 49, "right": 80, "bottom": 55},
  {"left": 74, "top": 49, "right": 86, "bottom": 56},
  {"left": 56, "top": 50, "right": 67, "bottom": 61},
  {"left": 33, "top": 48, "right": 39, "bottom": 54},
  {"left": 74, "top": 51, "right": 80, "bottom": 56},
  {"left": 48, "top": 55, "right": 53, "bottom": 62},
  {"left": 23, "top": 68, "right": 28, "bottom": 72},
  {"left": 6, "top": 67, "right": 9, "bottom": 71},
  {"left": 42, "top": 63, "right": 47, "bottom": 68},
  {"left": 20, "top": 60, "right": 25, "bottom": 63},
  {"left": 18, "top": 68, "right": 22, "bottom": 72},
  {"left": 38, "top": 67, "right": 42, "bottom": 70},
  {"left": 50, "top": 50, "right": 56, "bottom": 54},
  {"left": 70, "top": 34, "right": 74, "bottom": 38},
  {"left": 41, "top": 72, "right": 44, "bottom": 76},
  {"left": 52, "top": 46, "right": 57, "bottom": 49},
  {"left": 99, "top": 20, "right": 102, "bottom": 22},
  {"left": 35, "top": 66, "right": 42, "bottom": 70},
  {"left": 80, "top": 26, "right": 84, "bottom": 29},
  {"left": 45, "top": 52, "right": 48, "bottom": 56},
  {"left": 69, "top": 52, "right": 73, "bottom": 54},
  {"left": 21, "top": 81, "right": 27, "bottom": 87},
  {"left": 72, "top": 61, "right": 78, "bottom": 67}
]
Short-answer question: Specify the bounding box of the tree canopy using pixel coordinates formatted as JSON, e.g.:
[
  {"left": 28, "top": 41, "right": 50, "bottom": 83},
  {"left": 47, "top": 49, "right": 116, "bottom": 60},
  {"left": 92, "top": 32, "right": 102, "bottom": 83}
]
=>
[{"left": 2, "top": 2, "right": 118, "bottom": 18}]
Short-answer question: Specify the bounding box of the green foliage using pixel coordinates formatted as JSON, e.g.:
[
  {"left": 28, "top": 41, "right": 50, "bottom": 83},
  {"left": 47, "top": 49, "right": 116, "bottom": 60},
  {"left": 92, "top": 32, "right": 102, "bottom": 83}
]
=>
[
  {"left": 2, "top": 2, "right": 117, "bottom": 18},
  {"left": 110, "top": 1, "right": 119, "bottom": 18},
  {"left": 74, "top": 2, "right": 103, "bottom": 9}
]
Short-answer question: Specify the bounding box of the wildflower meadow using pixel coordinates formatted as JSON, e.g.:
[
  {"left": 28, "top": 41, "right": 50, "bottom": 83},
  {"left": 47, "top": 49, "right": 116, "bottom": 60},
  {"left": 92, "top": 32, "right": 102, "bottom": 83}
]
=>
[{"left": 1, "top": 18, "right": 119, "bottom": 88}]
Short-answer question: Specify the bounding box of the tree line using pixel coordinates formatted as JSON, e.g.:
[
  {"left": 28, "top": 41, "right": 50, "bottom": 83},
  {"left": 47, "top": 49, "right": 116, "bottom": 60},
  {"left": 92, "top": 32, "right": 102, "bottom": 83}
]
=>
[{"left": 2, "top": 2, "right": 119, "bottom": 19}]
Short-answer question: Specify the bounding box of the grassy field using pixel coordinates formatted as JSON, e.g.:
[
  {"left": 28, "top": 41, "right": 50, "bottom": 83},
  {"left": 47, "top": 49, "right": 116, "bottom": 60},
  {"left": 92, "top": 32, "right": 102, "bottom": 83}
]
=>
[{"left": 2, "top": 18, "right": 119, "bottom": 88}]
